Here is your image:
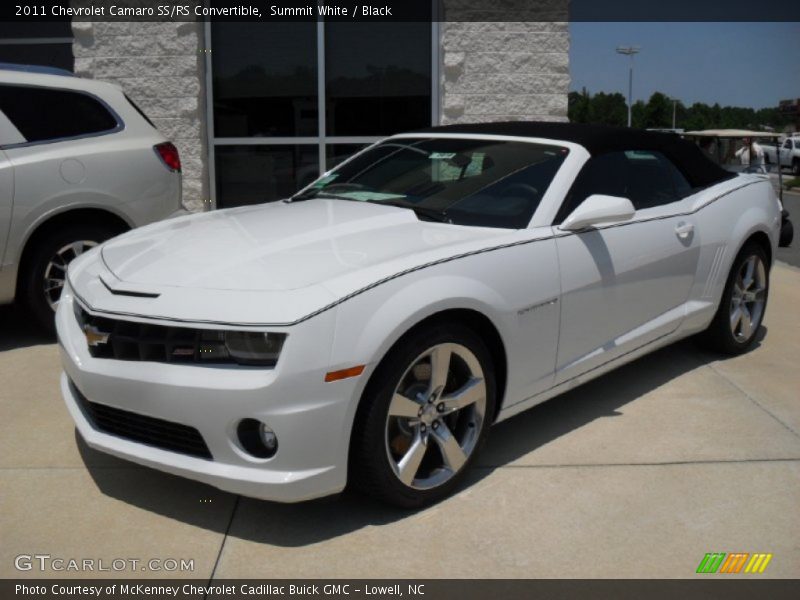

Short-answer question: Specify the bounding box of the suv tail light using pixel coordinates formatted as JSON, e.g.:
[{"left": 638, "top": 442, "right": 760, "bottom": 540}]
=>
[{"left": 154, "top": 142, "right": 181, "bottom": 172}]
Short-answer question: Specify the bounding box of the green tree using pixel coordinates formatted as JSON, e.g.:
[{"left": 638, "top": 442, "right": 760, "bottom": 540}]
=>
[
  {"left": 589, "top": 92, "right": 627, "bottom": 126},
  {"left": 682, "top": 102, "right": 711, "bottom": 131},
  {"left": 631, "top": 100, "right": 647, "bottom": 129},
  {"left": 569, "top": 89, "right": 791, "bottom": 132},
  {"left": 568, "top": 88, "right": 593, "bottom": 123},
  {"left": 642, "top": 92, "right": 674, "bottom": 128}
]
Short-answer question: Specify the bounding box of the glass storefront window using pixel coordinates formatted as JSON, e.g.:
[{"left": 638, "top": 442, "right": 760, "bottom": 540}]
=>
[
  {"left": 211, "top": 23, "right": 318, "bottom": 137},
  {"left": 208, "top": 19, "right": 435, "bottom": 208},
  {"left": 326, "top": 144, "right": 371, "bottom": 170},
  {"left": 325, "top": 22, "right": 432, "bottom": 136},
  {"left": 0, "top": 44, "right": 73, "bottom": 72},
  {"left": 215, "top": 146, "right": 319, "bottom": 208},
  {"left": 0, "top": 22, "right": 73, "bottom": 72}
]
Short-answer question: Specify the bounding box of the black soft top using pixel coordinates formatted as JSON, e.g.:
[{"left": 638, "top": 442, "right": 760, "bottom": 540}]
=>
[{"left": 416, "top": 121, "right": 735, "bottom": 188}]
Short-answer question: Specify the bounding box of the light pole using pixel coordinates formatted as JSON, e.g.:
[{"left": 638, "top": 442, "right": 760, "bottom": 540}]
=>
[
  {"left": 667, "top": 96, "right": 678, "bottom": 129},
  {"left": 672, "top": 98, "right": 677, "bottom": 129},
  {"left": 616, "top": 46, "right": 640, "bottom": 127}
]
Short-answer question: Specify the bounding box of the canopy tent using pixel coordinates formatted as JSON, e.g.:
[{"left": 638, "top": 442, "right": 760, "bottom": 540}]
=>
[{"left": 682, "top": 129, "right": 781, "bottom": 138}]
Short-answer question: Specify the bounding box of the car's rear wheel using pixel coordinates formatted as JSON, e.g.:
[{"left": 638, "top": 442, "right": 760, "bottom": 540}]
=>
[
  {"left": 350, "top": 324, "right": 496, "bottom": 508},
  {"left": 698, "top": 242, "right": 769, "bottom": 355},
  {"left": 22, "top": 224, "right": 120, "bottom": 333},
  {"left": 793, "top": 159, "right": 800, "bottom": 176}
]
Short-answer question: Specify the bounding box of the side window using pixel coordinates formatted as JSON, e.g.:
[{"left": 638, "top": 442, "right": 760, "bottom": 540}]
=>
[
  {"left": 0, "top": 84, "right": 119, "bottom": 145},
  {"left": 555, "top": 152, "right": 628, "bottom": 224},
  {"left": 624, "top": 150, "right": 690, "bottom": 210},
  {"left": 556, "top": 150, "right": 692, "bottom": 223}
]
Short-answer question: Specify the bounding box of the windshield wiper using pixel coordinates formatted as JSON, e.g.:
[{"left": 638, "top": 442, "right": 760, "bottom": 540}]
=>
[
  {"left": 367, "top": 200, "right": 452, "bottom": 223},
  {"left": 287, "top": 191, "right": 357, "bottom": 203}
]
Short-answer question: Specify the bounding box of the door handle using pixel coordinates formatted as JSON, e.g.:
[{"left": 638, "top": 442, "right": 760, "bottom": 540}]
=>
[{"left": 675, "top": 222, "right": 694, "bottom": 239}]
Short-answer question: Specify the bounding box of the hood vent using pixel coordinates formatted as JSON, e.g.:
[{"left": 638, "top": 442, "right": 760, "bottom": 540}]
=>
[{"left": 100, "top": 275, "right": 160, "bottom": 298}]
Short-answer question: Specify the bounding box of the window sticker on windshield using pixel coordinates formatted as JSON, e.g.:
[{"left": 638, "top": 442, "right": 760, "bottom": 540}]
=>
[
  {"left": 429, "top": 152, "right": 457, "bottom": 160},
  {"left": 313, "top": 173, "right": 338, "bottom": 188},
  {"left": 625, "top": 151, "right": 658, "bottom": 160}
]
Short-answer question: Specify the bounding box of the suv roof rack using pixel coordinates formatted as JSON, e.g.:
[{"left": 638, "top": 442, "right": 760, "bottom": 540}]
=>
[{"left": 0, "top": 62, "right": 75, "bottom": 77}]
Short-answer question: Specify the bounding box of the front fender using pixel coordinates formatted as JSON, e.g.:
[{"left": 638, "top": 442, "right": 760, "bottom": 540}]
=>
[
  {"left": 331, "top": 272, "right": 512, "bottom": 375},
  {"left": 326, "top": 239, "right": 562, "bottom": 414}
]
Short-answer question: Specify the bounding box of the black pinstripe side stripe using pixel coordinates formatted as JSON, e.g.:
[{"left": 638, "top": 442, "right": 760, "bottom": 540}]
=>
[{"left": 69, "top": 178, "right": 767, "bottom": 328}]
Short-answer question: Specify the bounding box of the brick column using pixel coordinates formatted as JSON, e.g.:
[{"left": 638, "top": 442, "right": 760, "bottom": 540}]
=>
[
  {"left": 72, "top": 21, "right": 208, "bottom": 212},
  {"left": 440, "top": 2, "right": 570, "bottom": 124}
]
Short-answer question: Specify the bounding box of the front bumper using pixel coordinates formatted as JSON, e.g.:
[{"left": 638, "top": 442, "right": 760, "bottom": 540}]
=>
[{"left": 56, "top": 286, "right": 361, "bottom": 503}]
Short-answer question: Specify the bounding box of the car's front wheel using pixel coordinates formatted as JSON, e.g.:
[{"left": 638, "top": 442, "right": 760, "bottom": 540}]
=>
[
  {"left": 698, "top": 241, "right": 769, "bottom": 355},
  {"left": 22, "top": 224, "right": 121, "bottom": 333},
  {"left": 350, "top": 324, "right": 496, "bottom": 508}
]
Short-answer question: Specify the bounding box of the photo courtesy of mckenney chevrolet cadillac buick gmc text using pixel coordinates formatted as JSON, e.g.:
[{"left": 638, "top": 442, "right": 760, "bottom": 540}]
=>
[{"left": 56, "top": 122, "right": 782, "bottom": 507}]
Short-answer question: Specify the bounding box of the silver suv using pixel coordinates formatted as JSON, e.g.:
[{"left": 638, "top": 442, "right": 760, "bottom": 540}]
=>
[{"left": 0, "top": 64, "right": 182, "bottom": 331}]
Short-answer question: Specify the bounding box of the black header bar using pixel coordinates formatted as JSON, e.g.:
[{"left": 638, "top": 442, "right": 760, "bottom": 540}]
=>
[
  {"left": 2, "top": 0, "right": 800, "bottom": 23},
  {"left": 3, "top": 579, "right": 800, "bottom": 600}
]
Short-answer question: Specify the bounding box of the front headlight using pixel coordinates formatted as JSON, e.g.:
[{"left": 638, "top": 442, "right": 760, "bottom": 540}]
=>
[{"left": 198, "top": 331, "right": 286, "bottom": 366}]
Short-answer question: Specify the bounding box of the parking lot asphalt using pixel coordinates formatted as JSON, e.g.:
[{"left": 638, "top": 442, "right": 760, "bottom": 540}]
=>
[{"left": 1, "top": 264, "right": 799, "bottom": 579}]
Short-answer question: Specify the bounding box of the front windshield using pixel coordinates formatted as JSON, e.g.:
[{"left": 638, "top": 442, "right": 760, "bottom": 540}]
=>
[{"left": 293, "top": 137, "right": 569, "bottom": 229}]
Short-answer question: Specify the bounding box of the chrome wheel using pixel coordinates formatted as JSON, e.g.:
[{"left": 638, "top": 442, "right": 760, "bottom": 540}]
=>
[
  {"left": 42, "top": 240, "right": 97, "bottom": 310},
  {"left": 729, "top": 254, "right": 766, "bottom": 342},
  {"left": 385, "top": 342, "right": 486, "bottom": 490}
]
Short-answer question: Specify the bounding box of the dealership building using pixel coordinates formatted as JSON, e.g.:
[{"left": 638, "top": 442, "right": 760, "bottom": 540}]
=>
[{"left": 1, "top": 4, "right": 570, "bottom": 212}]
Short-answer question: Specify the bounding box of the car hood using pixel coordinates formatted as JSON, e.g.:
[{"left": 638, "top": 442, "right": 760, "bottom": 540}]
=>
[
  {"left": 68, "top": 200, "right": 513, "bottom": 326},
  {"left": 100, "top": 200, "right": 505, "bottom": 292}
]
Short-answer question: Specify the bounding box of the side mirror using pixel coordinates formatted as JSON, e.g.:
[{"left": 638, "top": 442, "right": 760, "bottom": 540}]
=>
[{"left": 560, "top": 194, "right": 636, "bottom": 231}]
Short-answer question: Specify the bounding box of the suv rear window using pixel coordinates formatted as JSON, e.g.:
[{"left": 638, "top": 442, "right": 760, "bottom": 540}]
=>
[{"left": 0, "top": 84, "right": 119, "bottom": 144}]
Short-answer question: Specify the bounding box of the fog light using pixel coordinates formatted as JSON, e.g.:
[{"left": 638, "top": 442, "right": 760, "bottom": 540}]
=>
[
  {"left": 237, "top": 418, "right": 278, "bottom": 459},
  {"left": 259, "top": 423, "right": 278, "bottom": 452}
]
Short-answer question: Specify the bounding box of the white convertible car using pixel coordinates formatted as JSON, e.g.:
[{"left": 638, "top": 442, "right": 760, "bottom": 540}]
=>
[{"left": 57, "top": 123, "right": 782, "bottom": 507}]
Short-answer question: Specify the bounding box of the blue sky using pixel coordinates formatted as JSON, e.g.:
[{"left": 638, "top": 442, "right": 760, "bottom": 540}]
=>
[{"left": 569, "top": 22, "right": 800, "bottom": 109}]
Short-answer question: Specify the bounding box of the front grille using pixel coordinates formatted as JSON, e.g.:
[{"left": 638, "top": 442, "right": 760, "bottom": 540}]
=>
[
  {"left": 70, "top": 380, "right": 213, "bottom": 460},
  {"left": 74, "top": 303, "right": 231, "bottom": 364}
]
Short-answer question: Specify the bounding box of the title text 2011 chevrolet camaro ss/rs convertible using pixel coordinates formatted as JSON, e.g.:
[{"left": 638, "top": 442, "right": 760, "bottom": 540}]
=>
[{"left": 57, "top": 122, "right": 783, "bottom": 507}]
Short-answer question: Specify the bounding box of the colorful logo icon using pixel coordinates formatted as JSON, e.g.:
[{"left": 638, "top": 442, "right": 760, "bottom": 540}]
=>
[{"left": 696, "top": 553, "right": 773, "bottom": 574}]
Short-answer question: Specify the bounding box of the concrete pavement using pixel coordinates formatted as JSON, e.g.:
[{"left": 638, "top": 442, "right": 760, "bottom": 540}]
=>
[{"left": 2, "top": 264, "right": 799, "bottom": 579}]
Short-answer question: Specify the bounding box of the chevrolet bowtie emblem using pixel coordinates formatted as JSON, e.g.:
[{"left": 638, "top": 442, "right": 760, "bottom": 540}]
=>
[{"left": 83, "top": 324, "right": 110, "bottom": 347}]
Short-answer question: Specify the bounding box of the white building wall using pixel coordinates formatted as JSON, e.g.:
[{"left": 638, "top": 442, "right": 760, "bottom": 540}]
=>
[
  {"left": 440, "top": 10, "right": 570, "bottom": 124},
  {"left": 71, "top": 21, "right": 207, "bottom": 212}
]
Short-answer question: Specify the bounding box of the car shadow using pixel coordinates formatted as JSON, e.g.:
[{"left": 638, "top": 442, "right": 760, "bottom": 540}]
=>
[
  {"left": 0, "top": 304, "right": 53, "bottom": 351},
  {"left": 76, "top": 332, "right": 765, "bottom": 547}
]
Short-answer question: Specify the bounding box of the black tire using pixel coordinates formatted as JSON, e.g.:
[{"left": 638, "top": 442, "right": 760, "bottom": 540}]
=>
[
  {"left": 697, "top": 242, "right": 769, "bottom": 355},
  {"left": 793, "top": 159, "right": 800, "bottom": 176},
  {"left": 350, "top": 323, "right": 496, "bottom": 508},
  {"left": 21, "top": 224, "right": 121, "bottom": 334}
]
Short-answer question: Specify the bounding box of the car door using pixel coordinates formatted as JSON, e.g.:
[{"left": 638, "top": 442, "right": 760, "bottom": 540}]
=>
[
  {"left": 0, "top": 107, "right": 24, "bottom": 273},
  {"left": 552, "top": 150, "right": 701, "bottom": 385}
]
